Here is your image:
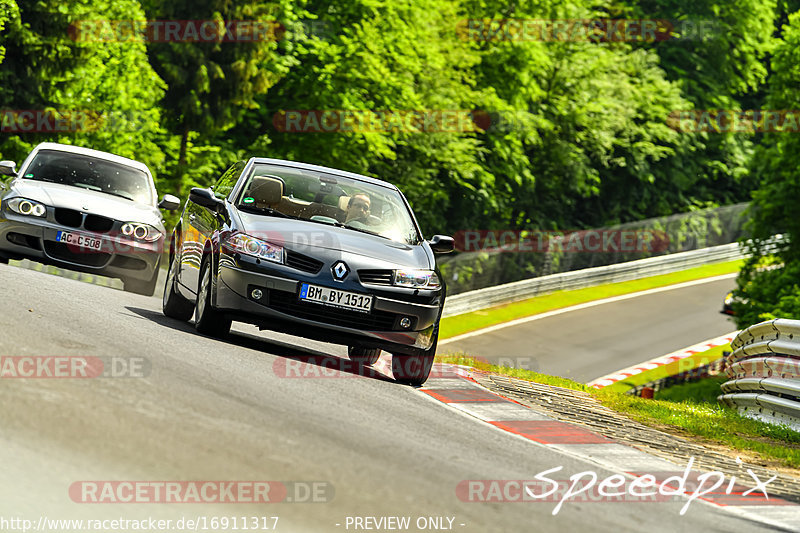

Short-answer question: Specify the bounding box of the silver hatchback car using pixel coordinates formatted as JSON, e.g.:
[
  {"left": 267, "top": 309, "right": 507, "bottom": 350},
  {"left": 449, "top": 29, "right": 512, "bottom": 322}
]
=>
[{"left": 0, "top": 142, "right": 180, "bottom": 295}]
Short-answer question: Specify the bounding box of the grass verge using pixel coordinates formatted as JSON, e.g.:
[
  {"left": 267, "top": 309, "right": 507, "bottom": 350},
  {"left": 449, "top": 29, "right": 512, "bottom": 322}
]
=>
[
  {"left": 654, "top": 375, "right": 728, "bottom": 403},
  {"left": 440, "top": 259, "right": 742, "bottom": 340},
  {"left": 597, "top": 388, "right": 800, "bottom": 469},
  {"left": 436, "top": 353, "right": 800, "bottom": 469}
]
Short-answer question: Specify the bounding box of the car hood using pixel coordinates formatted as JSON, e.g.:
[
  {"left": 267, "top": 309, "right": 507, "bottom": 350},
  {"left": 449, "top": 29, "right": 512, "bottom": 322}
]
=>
[
  {"left": 9, "top": 180, "right": 162, "bottom": 226},
  {"left": 237, "top": 213, "right": 433, "bottom": 270}
]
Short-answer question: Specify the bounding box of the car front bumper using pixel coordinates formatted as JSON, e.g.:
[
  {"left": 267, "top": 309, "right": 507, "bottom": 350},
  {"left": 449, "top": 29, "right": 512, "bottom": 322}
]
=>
[
  {"left": 0, "top": 212, "right": 161, "bottom": 281},
  {"left": 216, "top": 263, "right": 442, "bottom": 354}
]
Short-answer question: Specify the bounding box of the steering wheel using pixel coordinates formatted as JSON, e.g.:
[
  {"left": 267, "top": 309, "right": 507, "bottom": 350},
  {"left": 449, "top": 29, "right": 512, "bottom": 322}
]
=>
[{"left": 346, "top": 219, "right": 370, "bottom": 230}]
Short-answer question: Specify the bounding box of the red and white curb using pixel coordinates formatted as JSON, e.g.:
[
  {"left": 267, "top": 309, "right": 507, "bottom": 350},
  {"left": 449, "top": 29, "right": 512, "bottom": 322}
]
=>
[
  {"left": 417, "top": 364, "right": 799, "bottom": 529},
  {"left": 587, "top": 331, "right": 739, "bottom": 389}
]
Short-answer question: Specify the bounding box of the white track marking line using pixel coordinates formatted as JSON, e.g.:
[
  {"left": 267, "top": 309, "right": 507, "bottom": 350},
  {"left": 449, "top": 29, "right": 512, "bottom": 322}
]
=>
[
  {"left": 409, "top": 370, "right": 798, "bottom": 530},
  {"left": 440, "top": 273, "right": 737, "bottom": 346}
]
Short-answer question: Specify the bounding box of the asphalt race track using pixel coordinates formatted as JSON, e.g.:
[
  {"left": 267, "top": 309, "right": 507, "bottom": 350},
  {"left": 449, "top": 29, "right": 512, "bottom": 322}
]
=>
[
  {"left": 0, "top": 264, "right": 786, "bottom": 532},
  {"left": 441, "top": 276, "right": 737, "bottom": 383}
]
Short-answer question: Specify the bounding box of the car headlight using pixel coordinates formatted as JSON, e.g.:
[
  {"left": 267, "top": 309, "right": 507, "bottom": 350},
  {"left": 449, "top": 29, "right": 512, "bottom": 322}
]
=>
[
  {"left": 393, "top": 269, "right": 441, "bottom": 290},
  {"left": 121, "top": 222, "right": 162, "bottom": 242},
  {"left": 7, "top": 197, "right": 47, "bottom": 217},
  {"left": 226, "top": 233, "right": 284, "bottom": 264}
]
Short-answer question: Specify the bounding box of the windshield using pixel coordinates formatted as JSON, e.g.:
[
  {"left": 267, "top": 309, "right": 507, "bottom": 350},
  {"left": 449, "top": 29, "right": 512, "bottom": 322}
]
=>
[
  {"left": 236, "top": 163, "right": 421, "bottom": 245},
  {"left": 22, "top": 150, "right": 154, "bottom": 204}
]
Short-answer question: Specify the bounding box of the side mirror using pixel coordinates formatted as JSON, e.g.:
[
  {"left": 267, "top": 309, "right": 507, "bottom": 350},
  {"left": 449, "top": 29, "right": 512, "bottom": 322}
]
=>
[
  {"left": 0, "top": 161, "right": 17, "bottom": 178},
  {"left": 428, "top": 235, "right": 455, "bottom": 254},
  {"left": 189, "top": 187, "right": 224, "bottom": 211},
  {"left": 158, "top": 194, "right": 181, "bottom": 211}
]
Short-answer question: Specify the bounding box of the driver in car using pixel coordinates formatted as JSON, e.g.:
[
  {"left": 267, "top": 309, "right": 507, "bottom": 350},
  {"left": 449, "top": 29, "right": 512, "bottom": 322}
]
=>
[{"left": 345, "top": 193, "right": 371, "bottom": 224}]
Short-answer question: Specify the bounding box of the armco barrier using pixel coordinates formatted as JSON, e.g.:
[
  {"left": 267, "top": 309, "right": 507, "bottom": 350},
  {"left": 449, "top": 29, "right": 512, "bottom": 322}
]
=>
[
  {"left": 442, "top": 242, "right": 744, "bottom": 317},
  {"left": 718, "top": 319, "right": 800, "bottom": 432}
]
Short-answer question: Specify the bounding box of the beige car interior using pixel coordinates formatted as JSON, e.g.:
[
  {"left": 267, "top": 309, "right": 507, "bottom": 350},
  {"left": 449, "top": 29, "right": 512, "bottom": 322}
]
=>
[{"left": 246, "top": 175, "right": 347, "bottom": 222}]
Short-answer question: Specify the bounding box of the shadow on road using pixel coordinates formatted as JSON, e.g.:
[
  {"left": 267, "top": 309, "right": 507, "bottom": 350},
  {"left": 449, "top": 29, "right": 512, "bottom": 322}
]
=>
[{"left": 125, "top": 306, "right": 397, "bottom": 384}]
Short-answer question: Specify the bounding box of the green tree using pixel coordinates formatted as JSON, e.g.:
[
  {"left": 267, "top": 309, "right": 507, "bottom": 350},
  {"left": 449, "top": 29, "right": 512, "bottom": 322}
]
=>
[
  {"left": 735, "top": 11, "right": 800, "bottom": 326},
  {"left": 140, "top": 0, "right": 304, "bottom": 194},
  {"left": 0, "top": 0, "right": 15, "bottom": 66},
  {"left": 246, "top": 0, "right": 493, "bottom": 234},
  {"left": 462, "top": 0, "right": 706, "bottom": 231},
  {"left": 0, "top": 0, "right": 165, "bottom": 176}
]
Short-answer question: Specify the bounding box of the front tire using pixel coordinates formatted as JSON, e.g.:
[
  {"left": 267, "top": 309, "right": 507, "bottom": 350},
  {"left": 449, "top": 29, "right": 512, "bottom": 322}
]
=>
[
  {"left": 391, "top": 325, "right": 438, "bottom": 386},
  {"left": 194, "top": 258, "right": 231, "bottom": 338},
  {"left": 162, "top": 253, "right": 194, "bottom": 320},
  {"left": 348, "top": 346, "right": 381, "bottom": 366}
]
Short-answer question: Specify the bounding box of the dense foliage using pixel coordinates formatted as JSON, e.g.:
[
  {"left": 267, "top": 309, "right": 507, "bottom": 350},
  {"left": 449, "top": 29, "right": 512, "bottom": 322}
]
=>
[
  {"left": 734, "top": 7, "right": 800, "bottom": 326},
  {"left": 0, "top": 0, "right": 797, "bottom": 314}
]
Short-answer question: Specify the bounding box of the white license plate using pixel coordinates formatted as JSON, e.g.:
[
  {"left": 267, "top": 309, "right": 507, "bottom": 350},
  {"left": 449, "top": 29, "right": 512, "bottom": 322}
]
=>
[
  {"left": 56, "top": 230, "right": 103, "bottom": 251},
  {"left": 299, "top": 283, "right": 372, "bottom": 313}
]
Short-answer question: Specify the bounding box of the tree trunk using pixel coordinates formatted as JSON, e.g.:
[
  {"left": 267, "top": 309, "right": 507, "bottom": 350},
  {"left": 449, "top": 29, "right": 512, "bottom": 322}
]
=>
[{"left": 177, "top": 123, "right": 190, "bottom": 196}]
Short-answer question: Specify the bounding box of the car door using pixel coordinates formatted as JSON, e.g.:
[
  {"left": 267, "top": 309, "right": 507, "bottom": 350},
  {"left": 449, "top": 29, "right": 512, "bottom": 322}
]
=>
[{"left": 178, "top": 161, "right": 245, "bottom": 295}]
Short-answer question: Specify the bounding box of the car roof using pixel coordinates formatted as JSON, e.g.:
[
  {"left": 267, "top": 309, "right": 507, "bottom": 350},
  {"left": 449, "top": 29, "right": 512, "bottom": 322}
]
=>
[
  {"left": 249, "top": 157, "right": 399, "bottom": 191},
  {"left": 32, "top": 142, "right": 152, "bottom": 175}
]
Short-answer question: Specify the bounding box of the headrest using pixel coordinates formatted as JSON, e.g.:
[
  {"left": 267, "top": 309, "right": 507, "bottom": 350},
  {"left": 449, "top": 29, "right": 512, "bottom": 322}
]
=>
[
  {"left": 248, "top": 176, "right": 284, "bottom": 207},
  {"left": 338, "top": 195, "right": 350, "bottom": 211}
]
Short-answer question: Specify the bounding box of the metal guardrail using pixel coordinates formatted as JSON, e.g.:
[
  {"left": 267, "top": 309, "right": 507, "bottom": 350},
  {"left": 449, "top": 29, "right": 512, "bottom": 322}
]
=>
[
  {"left": 719, "top": 319, "right": 800, "bottom": 432},
  {"left": 442, "top": 242, "right": 745, "bottom": 317}
]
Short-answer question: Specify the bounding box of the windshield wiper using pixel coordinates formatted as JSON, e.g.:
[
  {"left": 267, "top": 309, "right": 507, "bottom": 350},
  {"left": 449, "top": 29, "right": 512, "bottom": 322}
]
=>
[
  {"left": 97, "top": 190, "right": 135, "bottom": 202},
  {"left": 342, "top": 224, "right": 391, "bottom": 240},
  {"left": 304, "top": 217, "right": 347, "bottom": 228},
  {"left": 237, "top": 204, "right": 293, "bottom": 218},
  {"left": 290, "top": 216, "right": 394, "bottom": 241}
]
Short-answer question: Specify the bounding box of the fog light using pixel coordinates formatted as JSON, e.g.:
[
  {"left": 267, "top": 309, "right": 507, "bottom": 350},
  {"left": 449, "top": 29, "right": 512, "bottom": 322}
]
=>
[
  {"left": 251, "top": 288, "right": 263, "bottom": 300},
  {"left": 399, "top": 317, "right": 412, "bottom": 329}
]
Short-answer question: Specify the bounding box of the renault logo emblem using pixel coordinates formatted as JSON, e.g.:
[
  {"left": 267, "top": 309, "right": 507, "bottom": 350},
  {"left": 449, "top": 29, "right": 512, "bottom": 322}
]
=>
[{"left": 331, "top": 261, "right": 350, "bottom": 282}]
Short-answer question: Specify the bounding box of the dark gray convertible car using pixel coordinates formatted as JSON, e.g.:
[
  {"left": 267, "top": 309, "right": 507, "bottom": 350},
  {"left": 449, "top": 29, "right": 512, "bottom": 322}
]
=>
[
  {"left": 162, "top": 157, "right": 454, "bottom": 385},
  {"left": 0, "top": 142, "right": 180, "bottom": 295}
]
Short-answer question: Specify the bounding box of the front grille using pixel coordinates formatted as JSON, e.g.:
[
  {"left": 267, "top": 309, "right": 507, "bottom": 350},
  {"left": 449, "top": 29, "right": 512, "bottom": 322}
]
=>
[
  {"left": 43, "top": 241, "right": 110, "bottom": 267},
  {"left": 285, "top": 250, "right": 323, "bottom": 274},
  {"left": 54, "top": 208, "right": 82, "bottom": 228},
  {"left": 358, "top": 269, "right": 393, "bottom": 285},
  {"left": 84, "top": 214, "right": 114, "bottom": 233},
  {"left": 265, "top": 290, "right": 397, "bottom": 330}
]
